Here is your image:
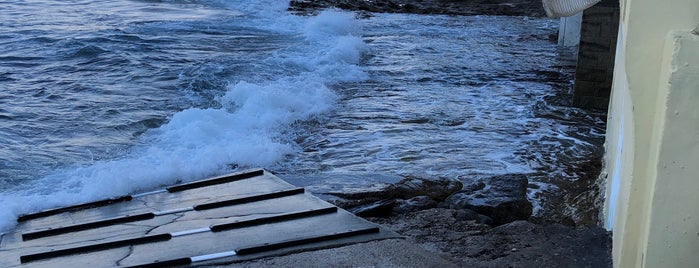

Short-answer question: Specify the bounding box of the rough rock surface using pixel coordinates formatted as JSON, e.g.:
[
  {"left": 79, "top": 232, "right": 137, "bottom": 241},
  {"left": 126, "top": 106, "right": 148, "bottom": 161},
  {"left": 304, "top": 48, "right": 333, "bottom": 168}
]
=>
[
  {"left": 322, "top": 174, "right": 610, "bottom": 267},
  {"left": 289, "top": 0, "right": 548, "bottom": 17},
  {"left": 330, "top": 174, "right": 532, "bottom": 225},
  {"left": 328, "top": 176, "right": 464, "bottom": 217},
  {"left": 445, "top": 173, "right": 533, "bottom": 225},
  {"left": 370, "top": 209, "right": 612, "bottom": 268},
  {"left": 395, "top": 195, "right": 438, "bottom": 213},
  {"left": 392, "top": 176, "right": 464, "bottom": 201}
]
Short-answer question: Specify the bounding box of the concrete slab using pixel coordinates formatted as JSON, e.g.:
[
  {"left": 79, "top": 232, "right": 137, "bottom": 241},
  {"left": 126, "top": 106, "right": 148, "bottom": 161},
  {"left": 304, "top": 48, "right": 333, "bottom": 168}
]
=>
[
  {"left": 0, "top": 169, "right": 409, "bottom": 267},
  {"left": 229, "top": 239, "right": 459, "bottom": 268}
]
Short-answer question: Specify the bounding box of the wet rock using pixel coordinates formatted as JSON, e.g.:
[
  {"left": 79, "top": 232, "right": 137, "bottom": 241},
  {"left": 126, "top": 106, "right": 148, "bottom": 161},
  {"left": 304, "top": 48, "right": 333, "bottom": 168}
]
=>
[
  {"left": 527, "top": 182, "right": 540, "bottom": 189},
  {"left": 373, "top": 209, "right": 612, "bottom": 268},
  {"left": 326, "top": 176, "right": 462, "bottom": 216},
  {"left": 391, "top": 177, "right": 463, "bottom": 201},
  {"left": 446, "top": 174, "right": 532, "bottom": 225},
  {"left": 453, "top": 208, "right": 479, "bottom": 221},
  {"left": 347, "top": 199, "right": 396, "bottom": 217},
  {"left": 462, "top": 181, "right": 486, "bottom": 192},
  {"left": 288, "top": 0, "right": 547, "bottom": 17},
  {"left": 325, "top": 176, "right": 461, "bottom": 202},
  {"left": 453, "top": 208, "right": 493, "bottom": 225},
  {"left": 394, "top": 195, "right": 438, "bottom": 213}
]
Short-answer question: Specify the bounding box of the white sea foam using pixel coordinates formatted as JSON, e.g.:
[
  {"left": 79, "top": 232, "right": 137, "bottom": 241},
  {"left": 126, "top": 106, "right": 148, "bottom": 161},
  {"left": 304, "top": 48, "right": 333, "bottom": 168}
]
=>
[{"left": 0, "top": 9, "right": 366, "bottom": 232}]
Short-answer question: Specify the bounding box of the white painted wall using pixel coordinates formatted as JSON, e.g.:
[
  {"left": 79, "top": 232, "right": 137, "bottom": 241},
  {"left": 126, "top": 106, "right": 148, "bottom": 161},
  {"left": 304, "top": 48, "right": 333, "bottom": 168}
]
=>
[{"left": 603, "top": 0, "right": 699, "bottom": 267}]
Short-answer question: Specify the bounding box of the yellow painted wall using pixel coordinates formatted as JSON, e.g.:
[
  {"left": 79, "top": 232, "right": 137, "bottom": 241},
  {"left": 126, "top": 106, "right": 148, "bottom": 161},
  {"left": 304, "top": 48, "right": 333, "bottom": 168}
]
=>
[
  {"left": 646, "top": 31, "right": 699, "bottom": 268},
  {"left": 604, "top": 0, "right": 699, "bottom": 267}
]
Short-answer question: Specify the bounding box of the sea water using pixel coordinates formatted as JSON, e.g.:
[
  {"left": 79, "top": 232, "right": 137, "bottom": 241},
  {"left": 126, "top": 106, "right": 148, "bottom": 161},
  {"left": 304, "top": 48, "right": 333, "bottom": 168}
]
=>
[{"left": 0, "top": 0, "right": 605, "bottom": 232}]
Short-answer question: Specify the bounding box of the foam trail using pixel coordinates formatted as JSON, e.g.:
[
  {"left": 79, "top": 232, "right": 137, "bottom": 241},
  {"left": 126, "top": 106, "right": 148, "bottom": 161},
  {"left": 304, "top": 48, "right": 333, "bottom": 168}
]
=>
[{"left": 0, "top": 10, "right": 366, "bottom": 232}]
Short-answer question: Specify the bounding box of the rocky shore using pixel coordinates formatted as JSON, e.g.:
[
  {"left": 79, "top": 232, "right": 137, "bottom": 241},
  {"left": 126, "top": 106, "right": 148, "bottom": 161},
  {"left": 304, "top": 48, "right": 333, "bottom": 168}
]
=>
[
  {"left": 289, "top": 0, "right": 548, "bottom": 17},
  {"left": 286, "top": 1, "right": 612, "bottom": 267},
  {"left": 320, "top": 174, "right": 611, "bottom": 267}
]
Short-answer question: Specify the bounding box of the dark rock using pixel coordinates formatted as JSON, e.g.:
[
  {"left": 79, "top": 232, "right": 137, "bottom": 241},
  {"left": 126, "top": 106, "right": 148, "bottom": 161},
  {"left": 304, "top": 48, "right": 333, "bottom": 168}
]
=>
[
  {"left": 288, "top": 0, "right": 547, "bottom": 17},
  {"left": 373, "top": 209, "right": 612, "bottom": 268},
  {"left": 527, "top": 182, "right": 540, "bottom": 189},
  {"left": 453, "top": 208, "right": 480, "bottom": 221},
  {"left": 391, "top": 177, "right": 463, "bottom": 201},
  {"left": 300, "top": 173, "right": 402, "bottom": 201},
  {"left": 321, "top": 175, "right": 461, "bottom": 218},
  {"left": 347, "top": 199, "right": 396, "bottom": 217},
  {"left": 446, "top": 174, "right": 532, "bottom": 225},
  {"left": 453, "top": 208, "right": 494, "bottom": 225},
  {"left": 478, "top": 220, "right": 612, "bottom": 267},
  {"left": 475, "top": 214, "right": 493, "bottom": 225},
  {"left": 462, "top": 181, "right": 486, "bottom": 192},
  {"left": 325, "top": 176, "right": 461, "bottom": 203},
  {"left": 394, "top": 195, "right": 438, "bottom": 213}
]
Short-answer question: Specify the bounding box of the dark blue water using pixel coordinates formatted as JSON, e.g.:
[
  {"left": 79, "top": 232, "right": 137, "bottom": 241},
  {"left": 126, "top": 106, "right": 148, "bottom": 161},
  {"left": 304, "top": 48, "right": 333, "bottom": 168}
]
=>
[{"left": 0, "top": 0, "right": 605, "bottom": 232}]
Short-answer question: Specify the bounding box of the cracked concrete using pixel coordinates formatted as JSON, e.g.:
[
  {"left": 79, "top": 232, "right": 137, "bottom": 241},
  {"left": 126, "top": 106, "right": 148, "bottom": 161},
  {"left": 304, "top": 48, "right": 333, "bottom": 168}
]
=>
[
  {"left": 145, "top": 213, "right": 185, "bottom": 235},
  {"left": 0, "top": 171, "right": 402, "bottom": 267},
  {"left": 115, "top": 245, "right": 134, "bottom": 266}
]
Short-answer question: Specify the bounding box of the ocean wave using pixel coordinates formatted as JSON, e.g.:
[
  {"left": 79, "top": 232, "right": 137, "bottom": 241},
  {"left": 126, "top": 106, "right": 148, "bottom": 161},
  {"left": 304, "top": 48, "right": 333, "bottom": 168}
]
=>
[{"left": 0, "top": 7, "right": 367, "bottom": 232}]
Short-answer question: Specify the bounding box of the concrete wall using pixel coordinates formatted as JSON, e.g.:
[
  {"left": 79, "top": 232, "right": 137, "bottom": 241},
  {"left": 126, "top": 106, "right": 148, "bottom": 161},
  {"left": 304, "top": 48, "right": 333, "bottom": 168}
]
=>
[
  {"left": 646, "top": 31, "right": 699, "bottom": 268},
  {"left": 558, "top": 12, "right": 582, "bottom": 47},
  {"left": 603, "top": 0, "right": 699, "bottom": 267}
]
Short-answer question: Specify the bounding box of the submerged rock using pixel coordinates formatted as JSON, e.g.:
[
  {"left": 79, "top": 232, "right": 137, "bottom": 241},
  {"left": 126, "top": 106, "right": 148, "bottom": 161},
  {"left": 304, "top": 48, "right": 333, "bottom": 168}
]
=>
[{"left": 446, "top": 173, "right": 532, "bottom": 225}]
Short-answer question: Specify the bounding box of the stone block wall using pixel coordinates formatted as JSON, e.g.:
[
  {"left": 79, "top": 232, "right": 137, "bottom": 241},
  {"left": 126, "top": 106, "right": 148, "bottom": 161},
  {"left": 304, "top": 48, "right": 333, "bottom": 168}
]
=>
[{"left": 572, "top": 0, "right": 620, "bottom": 110}]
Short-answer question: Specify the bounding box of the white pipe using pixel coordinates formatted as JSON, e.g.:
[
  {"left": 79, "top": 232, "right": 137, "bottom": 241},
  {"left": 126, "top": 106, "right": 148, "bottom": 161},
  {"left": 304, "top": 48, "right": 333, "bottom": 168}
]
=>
[
  {"left": 153, "top": 206, "right": 194, "bottom": 216},
  {"left": 542, "top": 0, "right": 601, "bottom": 18},
  {"left": 171, "top": 227, "right": 211, "bottom": 237},
  {"left": 190, "top": 250, "right": 238, "bottom": 262}
]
